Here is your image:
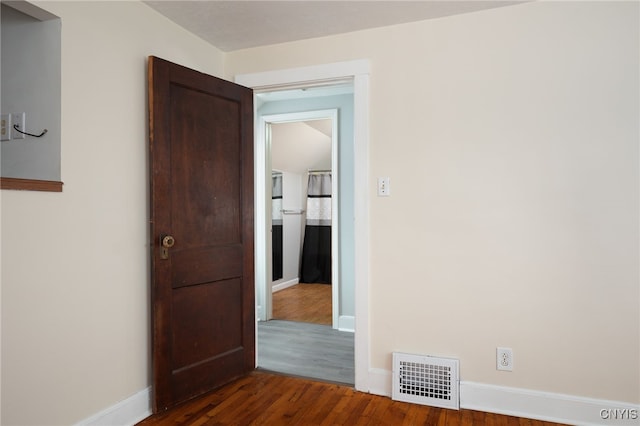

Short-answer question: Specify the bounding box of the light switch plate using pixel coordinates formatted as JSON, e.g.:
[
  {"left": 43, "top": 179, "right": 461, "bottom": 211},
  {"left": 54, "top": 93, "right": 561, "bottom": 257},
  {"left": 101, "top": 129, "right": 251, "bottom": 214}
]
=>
[
  {"left": 377, "top": 177, "right": 390, "bottom": 196},
  {"left": 11, "top": 112, "right": 25, "bottom": 139}
]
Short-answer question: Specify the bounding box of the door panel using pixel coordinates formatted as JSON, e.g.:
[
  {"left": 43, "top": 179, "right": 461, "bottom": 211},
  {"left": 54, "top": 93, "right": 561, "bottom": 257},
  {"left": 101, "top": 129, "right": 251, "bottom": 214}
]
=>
[
  {"left": 149, "top": 56, "right": 254, "bottom": 412},
  {"left": 170, "top": 85, "right": 242, "bottom": 245},
  {"left": 171, "top": 246, "right": 243, "bottom": 289},
  {"left": 171, "top": 280, "right": 243, "bottom": 369}
]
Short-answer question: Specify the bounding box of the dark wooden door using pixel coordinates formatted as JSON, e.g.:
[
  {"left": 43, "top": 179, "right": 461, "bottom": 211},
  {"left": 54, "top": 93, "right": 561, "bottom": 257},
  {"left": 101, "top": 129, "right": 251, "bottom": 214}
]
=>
[{"left": 148, "top": 56, "right": 254, "bottom": 412}]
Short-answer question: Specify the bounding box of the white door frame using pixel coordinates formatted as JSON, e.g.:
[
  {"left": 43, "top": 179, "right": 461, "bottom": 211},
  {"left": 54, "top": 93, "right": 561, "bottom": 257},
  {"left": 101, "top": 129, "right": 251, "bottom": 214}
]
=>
[
  {"left": 260, "top": 109, "right": 340, "bottom": 328},
  {"left": 236, "top": 59, "right": 371, "bottom": 392}
]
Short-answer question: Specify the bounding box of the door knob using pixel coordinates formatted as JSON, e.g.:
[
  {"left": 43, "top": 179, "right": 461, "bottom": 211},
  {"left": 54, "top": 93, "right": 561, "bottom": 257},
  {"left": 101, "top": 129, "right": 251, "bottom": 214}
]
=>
[
  {"left": 160, "top": 235, "right": 175, "bottom": 259},
  {"left": 162, "top": 235, "right": 175, "bottom": 248}
]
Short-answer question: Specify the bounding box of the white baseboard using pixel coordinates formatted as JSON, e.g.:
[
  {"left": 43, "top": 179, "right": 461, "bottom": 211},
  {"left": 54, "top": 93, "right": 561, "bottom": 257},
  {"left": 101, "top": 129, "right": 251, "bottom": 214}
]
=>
[
  {"left": 365, "top": 368, "right": 639, "bottom": 426},
  {"left": 461, "top": 382, "right": 640, "bottom": 426},
  {"left": 75, "top": 386, "right": 151, "bottom": 426},
  {"left": 367, "top": 368, "right": 392, "bottom": 397},
  {"left": 272, "top": 278, "right": 299, "bottom": 292},
  {"left": 338, "top": 315, "right": 355, "bottom": 332}
]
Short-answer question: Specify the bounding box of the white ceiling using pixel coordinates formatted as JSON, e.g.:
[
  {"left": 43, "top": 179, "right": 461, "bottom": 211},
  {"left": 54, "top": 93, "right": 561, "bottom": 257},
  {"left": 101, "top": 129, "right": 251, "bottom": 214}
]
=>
[{"left": 145, "top": 1, "right": 525, "bottom": 52}]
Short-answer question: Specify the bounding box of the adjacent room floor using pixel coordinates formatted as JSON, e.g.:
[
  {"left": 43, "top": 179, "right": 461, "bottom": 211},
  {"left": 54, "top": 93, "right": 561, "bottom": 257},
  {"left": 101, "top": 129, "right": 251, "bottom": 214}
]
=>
[
  {"left": 272, "top": 283, "right": 332, "bottom": 325},
  {"left": 258, "top": 283, "right": 354, "bottom": 385}
]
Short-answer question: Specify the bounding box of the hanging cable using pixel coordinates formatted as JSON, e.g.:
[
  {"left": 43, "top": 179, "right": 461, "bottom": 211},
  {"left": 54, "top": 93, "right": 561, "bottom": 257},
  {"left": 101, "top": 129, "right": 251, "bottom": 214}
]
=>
[{"left": 13, "top": 124, "right": 47, "bottom": 138}]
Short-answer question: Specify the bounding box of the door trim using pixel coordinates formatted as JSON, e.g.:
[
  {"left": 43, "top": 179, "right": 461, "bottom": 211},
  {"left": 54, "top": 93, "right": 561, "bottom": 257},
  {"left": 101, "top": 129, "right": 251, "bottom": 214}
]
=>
[
  {"left": 236, "top": 59, "right": 370, "bottom": 393},
  {"left": 260, "top": 109, "right": 340, "bottom": 328}
]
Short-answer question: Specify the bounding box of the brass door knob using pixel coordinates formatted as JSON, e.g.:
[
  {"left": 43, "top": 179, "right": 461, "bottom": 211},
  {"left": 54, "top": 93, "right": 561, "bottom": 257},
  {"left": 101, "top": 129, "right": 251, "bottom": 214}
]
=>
[{"left": 162, "top": 235, "right": 175, "bottom": 248}]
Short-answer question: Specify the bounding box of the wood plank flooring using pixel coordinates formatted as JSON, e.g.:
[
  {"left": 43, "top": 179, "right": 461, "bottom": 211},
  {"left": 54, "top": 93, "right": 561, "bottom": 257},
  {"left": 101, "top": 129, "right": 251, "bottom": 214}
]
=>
[
  {"left": 137, "top": 371, "right": 567, "bottom": 426},
  {"left": 273, "top": 283, "right": 331, "bottom": 325},
  {"left": 264, "top": 283, "right": 353, "bottom": 384},
  {"left": 258, "top": 320, "right": 354, "bottom": 384}
]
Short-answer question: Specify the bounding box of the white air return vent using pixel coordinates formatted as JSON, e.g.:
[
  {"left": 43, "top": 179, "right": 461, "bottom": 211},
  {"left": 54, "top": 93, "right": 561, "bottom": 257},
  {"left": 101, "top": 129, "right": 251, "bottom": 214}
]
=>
[{"left": 392, "top": 352, "right": 459, "bottom": 410}]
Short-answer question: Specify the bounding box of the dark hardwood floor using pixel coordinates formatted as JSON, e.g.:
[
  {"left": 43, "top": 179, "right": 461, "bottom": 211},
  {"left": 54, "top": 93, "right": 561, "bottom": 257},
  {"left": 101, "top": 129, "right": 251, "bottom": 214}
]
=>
[{"left": 137, "top": 371, "right": 567, "bottom": 425}]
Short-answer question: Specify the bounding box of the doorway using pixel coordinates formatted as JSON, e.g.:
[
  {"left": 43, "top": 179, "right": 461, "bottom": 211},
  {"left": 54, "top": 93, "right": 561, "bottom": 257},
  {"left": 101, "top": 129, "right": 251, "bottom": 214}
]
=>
[
  {"left": 262, "top": 109, "right": 340, "bottom": 328},
  {"left": 235, "top": 59, "right": 371, "bottom": 392},
  {"left": 270, "top": 119, "right": 334, "bottom": 327},
  {"left": 253, "top": 84, "right": 357, "bottom": 332},
  {"left": 255, "top": 89, "right": 353, "bottom": 384}
]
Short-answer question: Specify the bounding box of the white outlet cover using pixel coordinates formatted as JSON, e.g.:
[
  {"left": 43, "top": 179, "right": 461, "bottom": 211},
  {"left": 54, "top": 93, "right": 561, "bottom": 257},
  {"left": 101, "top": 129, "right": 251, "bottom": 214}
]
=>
[
  {"left": 497, "top": 347, "right": 513, "bottom": 371},
  {"left": 1, "top": 114, "right": 11, "bottom": 141}
]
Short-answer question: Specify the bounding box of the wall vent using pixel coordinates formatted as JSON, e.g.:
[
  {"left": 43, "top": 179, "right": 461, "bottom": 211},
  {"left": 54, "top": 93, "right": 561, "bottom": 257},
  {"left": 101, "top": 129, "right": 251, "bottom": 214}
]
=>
[{"left": 392, "top": 352, "right": 460, "bottom": 410}]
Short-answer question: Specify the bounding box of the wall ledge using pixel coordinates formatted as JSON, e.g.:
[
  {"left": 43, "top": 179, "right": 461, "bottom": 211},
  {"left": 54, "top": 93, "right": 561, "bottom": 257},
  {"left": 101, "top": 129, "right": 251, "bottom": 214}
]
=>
[{"left": 0, "top": 177, "right": 63, "bottom": 192}]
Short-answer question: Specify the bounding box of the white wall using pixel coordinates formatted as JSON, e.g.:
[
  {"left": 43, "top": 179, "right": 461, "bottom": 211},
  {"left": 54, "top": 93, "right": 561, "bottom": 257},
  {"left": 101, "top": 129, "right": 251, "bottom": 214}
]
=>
[
  {"left": 0, "top": 1, "right": 225, "bottom": 425},
  {"left": 271, "top": 170, "right": 304, "bottom": 287},
  {"left": 227, "top": 0, "right": 640, "bottom": 405},
  {"left": 1, "top": 1, "right": 638, "bottom": 425}
]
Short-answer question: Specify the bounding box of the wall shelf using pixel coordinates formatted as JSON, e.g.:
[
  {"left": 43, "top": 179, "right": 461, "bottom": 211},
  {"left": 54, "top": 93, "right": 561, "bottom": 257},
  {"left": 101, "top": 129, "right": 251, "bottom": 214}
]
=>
[{"left": 0, "top": 177, "right": 63, "bottom": 192}]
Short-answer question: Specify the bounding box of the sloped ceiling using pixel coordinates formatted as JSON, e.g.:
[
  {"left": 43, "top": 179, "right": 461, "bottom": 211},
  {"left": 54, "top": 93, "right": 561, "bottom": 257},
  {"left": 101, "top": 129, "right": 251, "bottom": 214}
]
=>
[{"left": 272, "top": 120, "right": 332, "bottom": 174}]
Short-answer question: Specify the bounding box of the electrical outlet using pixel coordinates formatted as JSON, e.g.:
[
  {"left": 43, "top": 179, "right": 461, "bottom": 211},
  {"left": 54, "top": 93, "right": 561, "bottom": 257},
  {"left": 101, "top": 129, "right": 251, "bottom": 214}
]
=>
[
  {"left": 497, "top": 347, "right": 513, "bottom": 371},
  {"left": 1, "top": 114, "right": 11, "bottom": 141},
  {"left": 11, "top": 112, "right": 26, "bottom": 140}
]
